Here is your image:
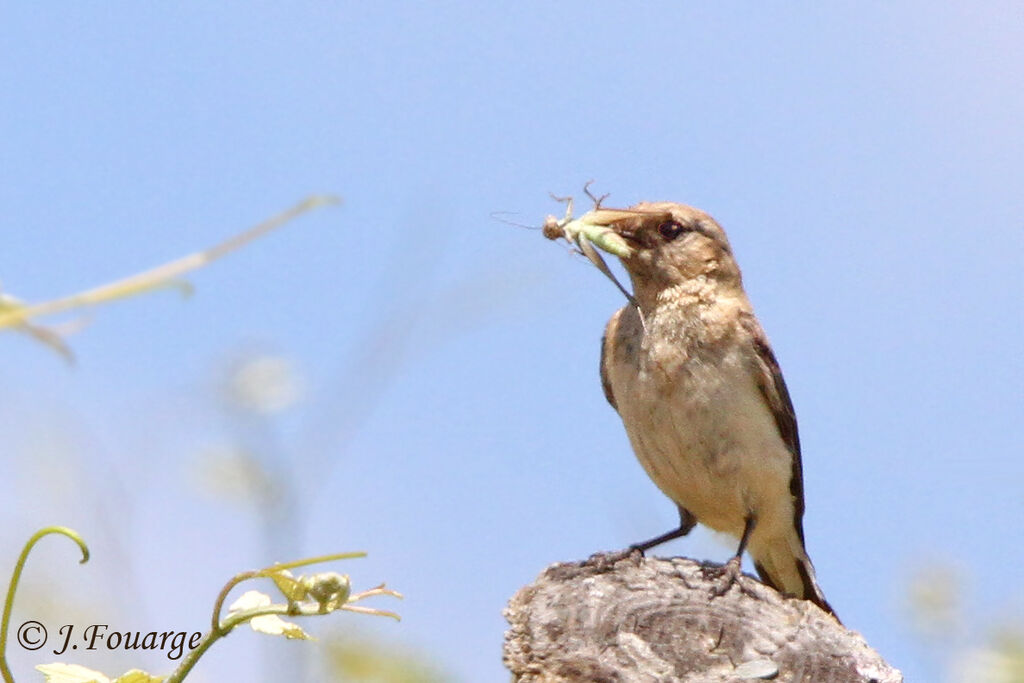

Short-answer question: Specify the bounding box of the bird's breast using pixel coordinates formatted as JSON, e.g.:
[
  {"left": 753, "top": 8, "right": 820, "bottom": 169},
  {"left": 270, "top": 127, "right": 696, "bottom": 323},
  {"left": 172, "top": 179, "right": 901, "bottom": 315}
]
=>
[{"left": 607, "top": 308, "right": 793, "bottom": 538}]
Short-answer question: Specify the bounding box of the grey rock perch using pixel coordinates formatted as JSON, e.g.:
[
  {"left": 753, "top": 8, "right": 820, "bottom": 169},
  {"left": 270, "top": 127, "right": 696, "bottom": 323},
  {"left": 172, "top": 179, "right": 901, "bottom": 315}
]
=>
[{"left": 504, "top": 554, "right": 901, "bottom": 683}]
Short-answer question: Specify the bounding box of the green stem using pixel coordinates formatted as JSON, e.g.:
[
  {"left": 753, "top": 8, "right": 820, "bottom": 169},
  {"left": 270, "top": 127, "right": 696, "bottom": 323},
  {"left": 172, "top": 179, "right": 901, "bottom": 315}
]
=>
[
  {"left": 266, "top": 551, "right": 366, "bottom": 573},
  {"left": 169, "top": 598, "right": 376, "bottom": 683},
  {"left": 209, "top": 552, "right": 365, "bottom": 633},
  {"left": 209, "top": 571, "right": 261, "bottom": 634},
  {"left": 163, "top": 625, "right": 222, "bottom": 683},
  {"left": 0, "top": 527, "right": 89, "bottom": 683}
]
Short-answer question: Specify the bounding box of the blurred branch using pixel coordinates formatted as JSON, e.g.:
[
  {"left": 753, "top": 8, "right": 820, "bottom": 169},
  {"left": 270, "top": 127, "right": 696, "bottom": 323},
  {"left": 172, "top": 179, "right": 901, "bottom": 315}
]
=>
[{"left": 0, "top": 195, "right": 339, "bottom": 360}]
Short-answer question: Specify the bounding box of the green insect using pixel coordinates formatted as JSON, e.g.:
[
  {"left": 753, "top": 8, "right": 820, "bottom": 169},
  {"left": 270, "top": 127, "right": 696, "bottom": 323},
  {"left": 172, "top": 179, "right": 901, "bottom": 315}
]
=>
[{"left": 542, "top": 185, "right": 639, "bottom": 308}]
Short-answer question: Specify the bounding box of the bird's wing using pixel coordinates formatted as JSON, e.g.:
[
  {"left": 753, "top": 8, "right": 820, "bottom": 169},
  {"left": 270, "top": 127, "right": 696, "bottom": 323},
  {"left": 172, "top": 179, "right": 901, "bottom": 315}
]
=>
[
  {"left": 599, "top": 308, "right": 623, "bottom": 411},
  {"left": 739, "top": 312, "right": 806, "bottom": 544}
]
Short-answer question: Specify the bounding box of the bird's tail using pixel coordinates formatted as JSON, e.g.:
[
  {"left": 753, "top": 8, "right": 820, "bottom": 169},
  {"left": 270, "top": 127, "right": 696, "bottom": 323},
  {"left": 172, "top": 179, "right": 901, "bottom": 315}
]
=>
[{"left": 750, "top": 532, "right": 837, "bottom": 620}]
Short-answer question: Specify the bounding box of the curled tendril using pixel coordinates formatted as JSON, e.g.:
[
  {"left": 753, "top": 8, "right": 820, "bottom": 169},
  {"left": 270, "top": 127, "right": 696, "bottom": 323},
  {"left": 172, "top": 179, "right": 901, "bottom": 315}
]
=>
[{"left": 1, "top": 527, "right": 90, "bottom": 683}]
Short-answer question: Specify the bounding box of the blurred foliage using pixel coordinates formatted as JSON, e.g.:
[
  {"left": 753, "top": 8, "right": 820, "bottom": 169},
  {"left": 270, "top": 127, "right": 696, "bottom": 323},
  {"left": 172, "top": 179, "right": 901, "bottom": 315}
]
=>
[
  {"left": 952, "top": 626, "right": 1024, "bottom": 683},
  {"left": 322, "top": 633, "right": 449, "bottom": 683},
  {"left": 194, "top": 350, "right": 449, "bottom": 681},
  {"left": 905, "top": 562, "right": 1024, "bottom": 683},
  {"left": 906, "top": 564, "right": 964, "bottom": 642},
  {"left": 223, "top": 355, "right": 304, "bottom": 416},
  {"left": 1, "top": 197, "right": 451, "bottom": 681}
]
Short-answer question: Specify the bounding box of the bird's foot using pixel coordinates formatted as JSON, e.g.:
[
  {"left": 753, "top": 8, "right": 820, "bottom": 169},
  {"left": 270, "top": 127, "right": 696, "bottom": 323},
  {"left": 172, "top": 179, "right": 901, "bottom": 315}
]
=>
[
  {"left": 709, "top": 556, "right": 743, "bottom": 600},
  {"left": 585, "top": 547, "right": 643, "bottom": 570}
]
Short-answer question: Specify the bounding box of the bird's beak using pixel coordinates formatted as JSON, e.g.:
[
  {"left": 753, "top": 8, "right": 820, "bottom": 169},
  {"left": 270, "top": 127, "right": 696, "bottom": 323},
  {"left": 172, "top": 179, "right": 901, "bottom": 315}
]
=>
[
  {"left": 583, "top": 210, "right": 639, "bottom": 250},
  {"left": 587, "top": 208, "right": 674, "bottom": 253}
]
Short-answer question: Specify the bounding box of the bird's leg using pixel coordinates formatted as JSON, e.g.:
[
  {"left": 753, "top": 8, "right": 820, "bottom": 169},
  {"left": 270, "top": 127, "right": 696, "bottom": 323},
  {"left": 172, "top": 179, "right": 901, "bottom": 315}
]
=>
[
  {"left": 710, "top": 515, "right": 756, "bottom": 599},
  {"left": 629, "top": 506, "right": 698, "bottom": 555},
  {"left": 589, "top": 507, "right": 696, "bottom": 567}
]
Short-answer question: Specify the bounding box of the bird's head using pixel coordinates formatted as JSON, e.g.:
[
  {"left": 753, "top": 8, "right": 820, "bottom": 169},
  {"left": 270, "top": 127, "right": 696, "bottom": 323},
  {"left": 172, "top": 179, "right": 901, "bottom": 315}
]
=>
[{"left": 596, "top": 202, "right": 742, "bottom": 299}]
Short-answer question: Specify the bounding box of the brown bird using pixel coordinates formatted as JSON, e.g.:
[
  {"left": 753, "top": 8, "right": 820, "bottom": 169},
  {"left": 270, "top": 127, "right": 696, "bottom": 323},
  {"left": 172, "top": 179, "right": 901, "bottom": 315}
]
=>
[{"left": 596, "top": 201, "right": 835, "bottom": 616}]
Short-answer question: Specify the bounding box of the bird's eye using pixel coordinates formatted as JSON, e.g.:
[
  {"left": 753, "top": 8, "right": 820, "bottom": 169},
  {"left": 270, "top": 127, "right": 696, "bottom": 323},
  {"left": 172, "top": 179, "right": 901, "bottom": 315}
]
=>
[{"left": 658, "top": 221, "right": 687, "bottom": 241}]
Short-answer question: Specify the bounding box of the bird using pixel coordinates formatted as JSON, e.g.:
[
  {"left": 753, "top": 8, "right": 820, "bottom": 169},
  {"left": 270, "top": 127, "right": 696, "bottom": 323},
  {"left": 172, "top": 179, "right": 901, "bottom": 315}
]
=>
[{"left": 595, "top": 201, "right": 835, "bottom": 617}]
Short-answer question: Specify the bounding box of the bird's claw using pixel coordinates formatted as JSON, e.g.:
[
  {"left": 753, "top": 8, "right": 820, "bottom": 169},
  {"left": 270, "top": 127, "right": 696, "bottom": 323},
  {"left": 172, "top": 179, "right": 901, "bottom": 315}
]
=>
[
  {"left": 586, "top": 547, "right": 643, "bottom": 570},
  {"left": 626, "top": 543, "right": 648, "bottom": 558},
  {"left": 709, "top": 556, "right": 743, "bottom": 600}
]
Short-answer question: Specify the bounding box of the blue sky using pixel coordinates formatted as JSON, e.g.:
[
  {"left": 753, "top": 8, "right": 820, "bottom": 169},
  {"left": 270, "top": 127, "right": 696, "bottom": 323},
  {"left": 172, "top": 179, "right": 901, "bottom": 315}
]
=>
[{"left": 1, "top": 2, "right": 1021, "bottom": 681}]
